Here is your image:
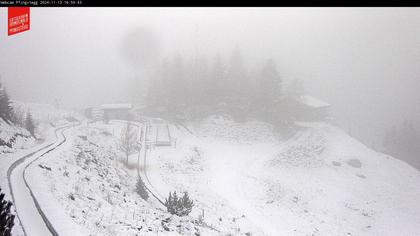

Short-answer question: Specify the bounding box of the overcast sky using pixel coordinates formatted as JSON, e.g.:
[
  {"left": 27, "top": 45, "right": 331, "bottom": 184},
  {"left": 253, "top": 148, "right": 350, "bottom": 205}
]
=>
[{"left": 0, "top": 7, "right": 419, "bottom": 144}]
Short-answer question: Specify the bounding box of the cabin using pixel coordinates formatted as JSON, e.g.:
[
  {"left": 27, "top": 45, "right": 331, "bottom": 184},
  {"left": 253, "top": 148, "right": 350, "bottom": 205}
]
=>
[
  {"left": 293, "top": 95, "right": 330, "bottom": 121},
  {"left": 84, "top": 107, "right": 104, "bottom": 121},
  {"left": 92, "top": 107, "right": 104, "bottom": 121},
  {"left": 84, "top": 103, "right": 133, "bottom": 122},
  {"left": 100, "top": 103, "right": 132, "bottom": 121}
]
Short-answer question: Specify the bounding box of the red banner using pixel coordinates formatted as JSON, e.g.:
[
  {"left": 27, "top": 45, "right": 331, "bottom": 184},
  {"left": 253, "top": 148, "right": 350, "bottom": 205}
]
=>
[{"left": 8, "top": 7, "right": 30, "bottom": 36}]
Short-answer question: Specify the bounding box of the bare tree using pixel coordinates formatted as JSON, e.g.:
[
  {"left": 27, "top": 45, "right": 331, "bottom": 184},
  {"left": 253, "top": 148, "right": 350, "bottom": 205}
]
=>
[{"left": 119, "top": 120, "right": 139, "bottom": 165}]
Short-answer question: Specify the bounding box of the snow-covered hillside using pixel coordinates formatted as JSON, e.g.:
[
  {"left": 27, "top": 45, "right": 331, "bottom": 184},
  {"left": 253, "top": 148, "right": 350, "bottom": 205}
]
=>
[
  {"left": 13, "top": 102, "right": 82, "bottom": 123},
  {"left": 12, "top": 101, "right": 82, "bottom": 139},
  {"left": 0, "top": 102, "right": 82, "bottom": 236},
  {"left": 0, "top": 118, "right": 34, "bottom": 153},
  {"left": 1, "top": 102, "right": 80, "bottom": 154},
  {"left": 26, "top": 123, "right": 223, "bottom": 235},
  {"left": 147, "top": 115, "right": 420, "bottom": 236},
  {"left": 17, "top": 115, "right": 420, "bottom": 236}
]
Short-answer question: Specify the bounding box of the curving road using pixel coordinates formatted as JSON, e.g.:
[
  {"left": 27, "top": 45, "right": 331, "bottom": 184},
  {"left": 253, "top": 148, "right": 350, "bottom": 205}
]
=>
[{"left": 7, "top": 123, "right": 78, "bottom": 236}]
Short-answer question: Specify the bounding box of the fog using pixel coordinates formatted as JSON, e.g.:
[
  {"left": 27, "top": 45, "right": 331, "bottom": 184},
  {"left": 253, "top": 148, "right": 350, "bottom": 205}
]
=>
[{"left": 1, "top": 7, "right": 419, "bottom": 159}]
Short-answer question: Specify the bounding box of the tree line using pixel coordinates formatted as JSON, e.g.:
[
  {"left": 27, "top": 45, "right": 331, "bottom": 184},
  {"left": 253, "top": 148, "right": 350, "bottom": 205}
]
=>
[
  {"left": 146, "top": 48, "right": 303, "bottom": 125},
  {"left": 0, "top": 81, "right": 36, "bottom": 137}
]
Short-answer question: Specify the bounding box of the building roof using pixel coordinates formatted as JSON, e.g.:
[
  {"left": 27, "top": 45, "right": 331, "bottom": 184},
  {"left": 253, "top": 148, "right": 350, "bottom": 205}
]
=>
[
  {"left": 100, "top": 103, "right": 132, "bottom": 110},
  {"left": 300, "top": 95, "right": 330, "bottom": 108}
]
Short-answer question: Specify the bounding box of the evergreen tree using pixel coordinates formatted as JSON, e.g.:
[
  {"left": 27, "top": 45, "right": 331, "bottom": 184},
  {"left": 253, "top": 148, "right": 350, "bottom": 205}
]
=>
[
  {"left": 193, "top": 56, "right": 211, "bottom": 107},
  {"left": 164, "top": 191, "right": 194, "bottom": 216},
  {"left": 211, "top": 55, "right": 227, "bottom": 103},
  {"left": 258, "top": 59, "right": 283, "bottom": 119},
  {"left": 11, "top": 107, "right": 25, "bottom": 127},
  {"left": 146, "top": 58, "right": 171, "bottom": 108},
  {"left": 0, "top": 187, "right": 15, "bottom": 236},
  {"left": 25, "top": 110, "right": 36, "bottom": 137},
  {"left": 287, "top": 78, "right": 304, "bottom": 100},
  {"left": 136, "top": 176, "right": 149, "bottom": 201},
  {"left": 0, "top": 83, "right": 14, "bottom": 124},
  {"left": 179, "top": 191, "right": 194, "bottom": 216},
  {"left": 227, "top": 47, "right": 248, "bottom": 97},
  {"left": 169, "top": 54, "right": 187, "bottom": 110}
]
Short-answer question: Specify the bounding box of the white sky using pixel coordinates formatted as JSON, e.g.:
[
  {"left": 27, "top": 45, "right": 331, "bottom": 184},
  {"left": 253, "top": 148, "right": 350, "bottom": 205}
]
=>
[{"left": 0, "top": 7, "right": 419, "bottom": 144}]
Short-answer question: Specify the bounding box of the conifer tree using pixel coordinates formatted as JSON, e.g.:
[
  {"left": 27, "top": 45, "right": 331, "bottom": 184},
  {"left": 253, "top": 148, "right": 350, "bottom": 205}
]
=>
[
  {"left": 164, "top": 191, "right": 194, "bottom": 216},
  {"left": 227, "top": 47, "right": 248, "bottom": 97},
  {"left": 0, "top": 187, "right": 15, "bottom": 236},
  {"left": 25, "top": 110, "right": 36, "bottom": 137},
  {"left": 257, "top": 59, "right": 283, "bottom": 121},
  {"left": 136, "top": 176, "right": 149, "bottom": 200},
  {"left": 0, "top": 83, "right": 14, "bottom": 124},
  {"left": 211, "top": 55, "right": 227, "bottom": 103}
]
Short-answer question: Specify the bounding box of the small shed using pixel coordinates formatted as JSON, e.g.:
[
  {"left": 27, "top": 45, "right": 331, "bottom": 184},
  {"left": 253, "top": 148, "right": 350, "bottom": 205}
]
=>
[
  {"left": 84, "top": 107, "right": 104, "bottom": 121},
  {"left": 100, "top": 103, "right": 132, "bottom": 121},
  {"left": 295, "top": 95, "right": 330, "bottom": 121}
]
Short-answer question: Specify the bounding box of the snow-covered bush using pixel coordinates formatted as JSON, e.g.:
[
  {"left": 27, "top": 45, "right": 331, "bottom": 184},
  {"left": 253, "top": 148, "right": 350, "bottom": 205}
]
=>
[
  {"left": 165, "top": 191, "right": 194, "bottom": 217},
  {"left": 136, "top": 176, "right": 149, "bottom": 201},
  {"left": 0, "top": 187, "right": 14, "bottom": 236}
]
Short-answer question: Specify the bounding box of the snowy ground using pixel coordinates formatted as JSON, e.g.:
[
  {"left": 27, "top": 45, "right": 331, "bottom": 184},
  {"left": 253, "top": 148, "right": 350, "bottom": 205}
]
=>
[
  {"left": 10, "top": 125, "right": 75, "bottom": 236},
  {"left": 27, "top": 121, "right": 221, "bottom": 235},
  {"left": 0, "top": 102, "right": 80, "bottom": 236},
  {"left": 0, "top": 119, "right": 35, "bottom": 154},
  {"left": 146, "top": 115, "right": 420, "bottom": 236},
  {"left": 9, "top": 114, "right": 420, "bottom": 236}
]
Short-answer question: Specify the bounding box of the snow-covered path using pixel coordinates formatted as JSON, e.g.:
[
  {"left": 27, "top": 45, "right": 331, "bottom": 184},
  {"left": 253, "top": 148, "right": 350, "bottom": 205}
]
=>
[
  {"left": 133, "top": 119, "right": 167, "bottom": 205},
  {"left": 8, "top": 124, "right": 76, "bottom": 236},
  {"left": 109, "top": 119, "right": 166, "bottom": 206}
]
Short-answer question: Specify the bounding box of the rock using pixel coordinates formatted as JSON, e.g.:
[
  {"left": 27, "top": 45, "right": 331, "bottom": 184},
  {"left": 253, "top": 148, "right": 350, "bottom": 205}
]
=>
[
  {"left": 346, "top": 159, "right": 362, "bottom": 168},
  {"left": 332, "top": 161, "right": 341, "bottom": 166}
]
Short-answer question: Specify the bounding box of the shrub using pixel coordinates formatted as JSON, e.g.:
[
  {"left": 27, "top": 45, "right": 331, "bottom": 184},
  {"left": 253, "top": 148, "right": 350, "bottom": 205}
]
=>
[
  {"left": 0, "top": 187, "right": 15, "bottom": 236},
  {"left": 164, "top": 191, "right": 193, "bottom": 216},
  {"left": 136, "top": 176, "right": 149, "bottom": 201}
]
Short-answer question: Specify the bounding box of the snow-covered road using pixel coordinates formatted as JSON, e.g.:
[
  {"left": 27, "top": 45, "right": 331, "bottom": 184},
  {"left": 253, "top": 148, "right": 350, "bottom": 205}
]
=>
[{"left": 8, "top": 124, "right": 77, "bottom": 236}]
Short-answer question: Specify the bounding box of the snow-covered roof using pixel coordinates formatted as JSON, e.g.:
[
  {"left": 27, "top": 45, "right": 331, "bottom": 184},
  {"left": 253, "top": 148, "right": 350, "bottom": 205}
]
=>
[
  {"left": 100, "top": 103, "right": 132, "bottom": 110},
  {"left": 300, "top": 95, "right": 330, "bottom": 108}
]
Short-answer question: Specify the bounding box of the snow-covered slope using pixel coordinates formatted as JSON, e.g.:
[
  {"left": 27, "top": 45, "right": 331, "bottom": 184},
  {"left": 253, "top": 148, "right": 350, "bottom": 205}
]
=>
[
  {"left": 13, "top": 101, "right": 82, "bottom": 123},
  {"left": 0, "top": 118, "right": 34, "bottom": 153},
  {"left": 27, "top": 123, "right": 221, "bottom": 235},
  {"left": 20, "top": 115, "right": 420, "bottom": 236},
  {"left": 1, "top": 102, "right": 81, "bottom": 236},
  {"left": 12, "top": 101, "right": 82, "bottom": 138},
  {"left": 148, "top": 116, "right": 420, "bottom": 236},
  {"left": 1, "top": 102, "right": 80, "bottom": 153}
]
